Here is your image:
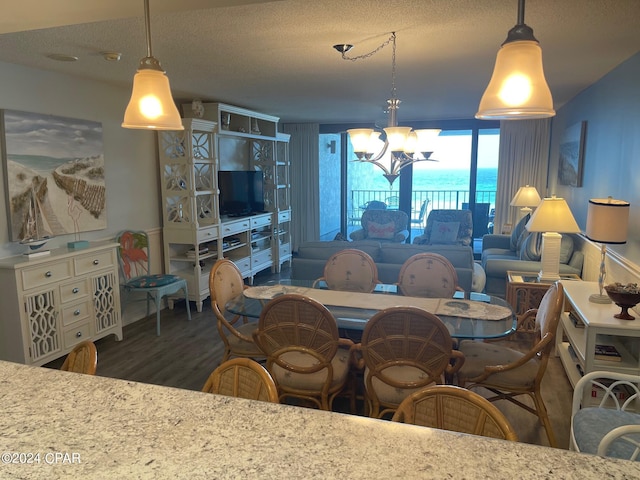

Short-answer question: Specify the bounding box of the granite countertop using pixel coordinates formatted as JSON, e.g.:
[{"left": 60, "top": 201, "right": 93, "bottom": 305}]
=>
[{"left": 1, "top": 361, "right": 638, "bottom": 479}]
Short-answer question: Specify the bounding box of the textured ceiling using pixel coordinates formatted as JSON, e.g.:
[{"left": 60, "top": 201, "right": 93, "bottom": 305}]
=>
[{"left": 0, "top": 0, "right": 638, "bottom": 124}]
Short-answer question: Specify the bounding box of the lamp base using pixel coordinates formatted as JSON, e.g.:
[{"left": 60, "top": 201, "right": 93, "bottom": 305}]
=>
[
  {"left": 589, "top": 293, "right": 612, "bottom": 304},
  {"left": 537, "top": 272, "right": 560, "bottom": 282}
]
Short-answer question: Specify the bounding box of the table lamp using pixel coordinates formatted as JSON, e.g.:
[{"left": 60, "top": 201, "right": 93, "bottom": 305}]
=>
[
  {"left": 585, "top": 197, "right": 630, "bottom": 303},
  {"left": 510, "top": 185, "right": 542, "bottom": 220},
  {"left": 526, "top": 196, "right": 580, "bottom": 281}
]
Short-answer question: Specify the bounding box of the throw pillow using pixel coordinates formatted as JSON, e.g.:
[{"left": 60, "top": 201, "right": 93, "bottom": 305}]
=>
[
  {"left": 510, "top": 213, "right": 530, "bottom": 251},
  {"left": 367, "top": 221, "right": 396, "bottom": 240},
  {"left": 430, "top": 221, "right": 460, "bottom": 244},
  {"left": 519, "top": 232, "right": 542, "bottom": 261}
]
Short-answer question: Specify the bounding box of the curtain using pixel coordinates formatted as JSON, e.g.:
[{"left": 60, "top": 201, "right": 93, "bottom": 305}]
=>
[
  {"left": 281, "top": 123, "right": 320, "bottom": 252},
  {"left": 494, "top": 118, "right": 551, "bottom": 234}
]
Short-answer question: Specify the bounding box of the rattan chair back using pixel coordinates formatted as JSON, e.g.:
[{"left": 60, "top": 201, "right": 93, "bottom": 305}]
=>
[
  {"left": 209, "top": 259, "right": 263, "bottom": 362},
  {"left": 202, "top": 358, "right": 279, "bottom": 403},
  {"left": 253, "top": 293, "right": 352, "bottom": 410},
  {"left": 392, "top": 385, "right": 518, "bottom": 441},
  {"left": 360, "top": 306, "right": 459, "bottom": 418},
  {"left": 317, "top": 248, "right": 379, "bottom": 293},
  {"left": 397, "top": 253, "right": 460, "bottom": 297},
  {"left": 60, "top": 340, "right": 97, "bottom": 375}
]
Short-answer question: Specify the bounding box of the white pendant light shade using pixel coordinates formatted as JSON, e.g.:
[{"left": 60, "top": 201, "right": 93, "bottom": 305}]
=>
[
  {"left": 347, "top": 128, "right": 375, "bottom": 153},
  {"left": 383, "top": 126, "right": 411, "bottom": 152},
  {"left": 122, "top": 68, "right": 183, "bottom": 130},
  {"left": 476, "top": 40, "right": 554, "bottom": 119}
]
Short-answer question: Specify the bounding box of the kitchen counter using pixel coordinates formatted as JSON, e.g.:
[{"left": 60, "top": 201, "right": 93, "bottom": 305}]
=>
[{"left": 1, "top": 361, "right": 638, "bottom": 479}]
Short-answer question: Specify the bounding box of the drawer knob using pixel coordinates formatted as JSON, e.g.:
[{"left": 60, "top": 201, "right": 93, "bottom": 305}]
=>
[
  {"left": 45, "top": 271, "right": 52, "bottom": 278},
  {"left": 74, "top": 309, "right": 81, "bottom": 316},
  {"left": 93, "top": 259, "right": 99, "bottom": 265},
  {"left": 72, "top": 287, "right": 79, "bottom": 294},
  {"left": 76, "top": 331, "right": 82, "bottom": 338}
]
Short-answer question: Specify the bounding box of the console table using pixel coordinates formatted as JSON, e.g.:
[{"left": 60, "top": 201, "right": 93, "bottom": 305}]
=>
[
  {"left": 557, "top": 280, "right": 640, "bottom": 395},
  {"left": 0, "top": 242, "right": 122, "bottom": 365}
]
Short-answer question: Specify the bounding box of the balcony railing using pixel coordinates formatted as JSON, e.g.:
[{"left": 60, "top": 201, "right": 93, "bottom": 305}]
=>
[{"left": 349, "top": 189, "right": 497, "bottom": 236}]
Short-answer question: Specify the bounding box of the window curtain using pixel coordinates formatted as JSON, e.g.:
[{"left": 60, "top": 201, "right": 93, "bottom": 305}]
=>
[
  {"left": 281, "top": 123, "right": 320, "bottom": 252},
  {"left": 494, "top": 118, "right": 551, "bottom": 234}
]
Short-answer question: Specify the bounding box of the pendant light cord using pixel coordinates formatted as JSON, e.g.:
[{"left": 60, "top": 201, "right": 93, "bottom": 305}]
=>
[{"left": 144, "top": 0, "right": 153, "bottom": 58}]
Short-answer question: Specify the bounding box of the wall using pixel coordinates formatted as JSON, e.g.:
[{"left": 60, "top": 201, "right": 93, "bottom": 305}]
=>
[
  {"left": 0, "top": 61, "right": 163, "bottom": 323},
  {"left": 549, "top": 52, "right": 640, "bottom": 288}
]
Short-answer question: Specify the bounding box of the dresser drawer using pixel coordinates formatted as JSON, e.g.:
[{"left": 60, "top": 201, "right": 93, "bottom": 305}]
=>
[
  {"left": 222, "top": 219, "right": 251, "bottom": 236},
  {"left": 231, "top": 256, "right": 251, "bottom": 273},
  {"left": 21, "top": 261, "right": 72, "bottom": 291},
  {"left": 74, "top": 250, "right": 114, "bottom": 275},
  {"left": 252, "top": 250, "right": 273, "bottom": 267},
  {"left": 279, "top": 243, "right": 291, "bottom": 257},
  {"left": 60, "top": 280, "right": 89, "bottom": 303},
  {"left": 63, "top": 322, "right": 91, "bottom": 349},
  {"left": 197, "top": 225, "right": 219, "bottom": 244},
  {"left": 278, "top": 210, "right": 291, "bottom": 223},
  {"left": 61, "top": 300, "right": 92, "bottom": 327},
  {"left": 251, "top": 213, "right": 273, "bottom": 228}
]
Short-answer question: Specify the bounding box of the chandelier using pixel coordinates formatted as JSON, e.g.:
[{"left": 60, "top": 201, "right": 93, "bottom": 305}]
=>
[{"left": 334, "top": 32, "right": 440, "bottom": 187}]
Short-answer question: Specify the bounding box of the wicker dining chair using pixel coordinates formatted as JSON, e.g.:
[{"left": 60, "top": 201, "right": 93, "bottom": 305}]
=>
[
  {"left": 457, "top": 282, "right": 564, "bottom": 448},
  {"left": 356, "top": 306, "right": 465, "bottom": 419},
  {"left": 209, "top": 259, "right": 264, "bottom": 363},
  {"left": 392, "top": 385, "right": 518, "bottom": 441},
  {"left": 397, "top": 252, "right": 462, "bottom": 297},
  {"left": 202, "top": 358, "right": 279, "bottom": 403},
  {"left": 313, "top": 248, "right": 380, "bottom": 293},
  {"left": 252, "top": 293, "right": 355, "bottom": 411},
  {"left": 60, "top": 340, "right": 97, "bottom": 375}
]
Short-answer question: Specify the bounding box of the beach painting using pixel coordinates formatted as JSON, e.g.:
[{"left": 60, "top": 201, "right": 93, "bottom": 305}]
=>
[
  {"left": 2, "top": 109, "right": 106, "bottom": 242},
  {"left": 557, "top": 121, "right": 586, "bottom": 187}
]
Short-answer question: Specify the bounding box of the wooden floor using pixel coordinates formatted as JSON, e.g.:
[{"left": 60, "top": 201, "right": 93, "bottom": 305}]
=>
[{"left": 44, "top": 266, "right": 573, "bottom": 450}]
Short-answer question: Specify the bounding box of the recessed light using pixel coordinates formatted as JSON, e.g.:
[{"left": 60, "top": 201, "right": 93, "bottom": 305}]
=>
[
  {"left": 46, "top": 53, "right": 79, "bottom": 62},
  {"left": 101, "top": 51, "right": 122, "bottom": 62}
]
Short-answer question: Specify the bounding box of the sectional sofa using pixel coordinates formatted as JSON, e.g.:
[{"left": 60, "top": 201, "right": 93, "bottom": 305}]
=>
[{"left": 291, "top": 240, "right": 476, "bottom": 292}]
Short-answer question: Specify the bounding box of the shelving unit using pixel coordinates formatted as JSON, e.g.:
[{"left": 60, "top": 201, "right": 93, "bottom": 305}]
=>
[
  {"left": 557, "top": 280, "right": 640, "bottom": 404},
  {"left": 158, "top": 118, "right": 219, "bottom": 312},
  {"left": 161, "top": 104, "right": 291, "bottom": 306}
]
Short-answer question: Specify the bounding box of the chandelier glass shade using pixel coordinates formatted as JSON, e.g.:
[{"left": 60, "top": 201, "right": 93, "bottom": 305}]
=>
[
  {"left": 337, "top": 33, "right": 441, "bottom": 187},
  {"left": 122, "top": 0, "right": 183, "bottom": 130},
  {"left": 476, "top": 0, "right": 555, "bottom": 120}
]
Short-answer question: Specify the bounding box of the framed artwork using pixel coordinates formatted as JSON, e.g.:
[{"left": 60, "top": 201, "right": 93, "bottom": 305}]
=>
[
  {"left": 2, "top": 109, "right": 106, "bottom": 243},
  {"left": 557, "top": 121, "right": 587, "bottom": 187}
]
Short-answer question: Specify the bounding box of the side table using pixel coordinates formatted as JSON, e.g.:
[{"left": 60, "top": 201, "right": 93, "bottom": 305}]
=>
[{"left": 506, "top": 271, "right": 581, "bottom": 333}]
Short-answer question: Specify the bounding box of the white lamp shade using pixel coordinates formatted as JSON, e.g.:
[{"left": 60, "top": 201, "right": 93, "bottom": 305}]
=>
[
  {"left": 476, "top": 40, "right": 555, "bottom": 120},
  {"left": 586, "top": 198, "right": 630, "bottom": 244},
  {"left": 526, "top": 196, "right": 580, "bottom": 233},
  {"left": 413, "top": 129, "right": 441, "bottom": 153},
  {"left": 347, "top": 128, "right": 374, "bottom": 153},
  {"left": 510, "top": 185, "right": 541, "bottom": 207},
  {"left": 403, "top": 131, "right": 418, "bottom": 154},
  {"left": 383, "top": 126, "right": 412, "bottom": 152},
  {"left": 122, "top": 69, "right": 183, "bottom": 130}
]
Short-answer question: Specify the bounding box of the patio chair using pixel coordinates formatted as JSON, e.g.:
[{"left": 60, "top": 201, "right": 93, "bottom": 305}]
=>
[
  {"left": 349, "top": 209, "right": 409, "bottom": 243},
  {"left": 413, "top": 209, "right": 473, "bottom": 246},
  {"left": 410, "top": 199, "right": 429, "bottom": 228}
]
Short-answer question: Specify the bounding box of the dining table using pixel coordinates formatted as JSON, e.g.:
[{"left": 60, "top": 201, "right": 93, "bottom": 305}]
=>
[{"left": 226, "top": 281, "right": 517, "bottom": 340}]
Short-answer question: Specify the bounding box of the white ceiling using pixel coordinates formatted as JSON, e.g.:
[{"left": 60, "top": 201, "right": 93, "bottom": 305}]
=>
[{"left": 0, "top": 0, "right": 639, "bottom": 124}]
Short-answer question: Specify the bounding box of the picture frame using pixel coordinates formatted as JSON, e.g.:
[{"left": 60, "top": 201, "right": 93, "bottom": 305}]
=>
[
  {"left": 1, "top": 109, "right": 106, "bottom": 243},
  {"left": 557, "top": 121, "right": 587, "bottom": 187}
]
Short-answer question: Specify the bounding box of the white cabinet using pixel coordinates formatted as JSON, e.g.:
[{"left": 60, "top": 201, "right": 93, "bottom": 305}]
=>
[
  {"left": 0, "top": 242, "right": 123, "bottom": 366},
  {"left": 557, "top": 281, "right": 640, "bottom": 401},
  {"left": 158, "top": 118, "right": 219, "bottom": 312}
]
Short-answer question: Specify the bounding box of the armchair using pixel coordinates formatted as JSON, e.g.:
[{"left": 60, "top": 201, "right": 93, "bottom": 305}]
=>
[
  {"left": 350, "top": 209, "right": 409, "bottom": 243},
  {"left": 413, "top": 209, "right": 473, "bottom": 246}
]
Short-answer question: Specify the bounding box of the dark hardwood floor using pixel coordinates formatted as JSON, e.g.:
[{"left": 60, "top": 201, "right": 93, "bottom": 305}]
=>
[{"left": 44, "top": 265, "right": 573, "bottom": 449}]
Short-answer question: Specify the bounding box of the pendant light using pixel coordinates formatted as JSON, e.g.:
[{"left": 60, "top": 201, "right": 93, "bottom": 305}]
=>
[
  {"left": 122, "top": 0, "right": 183, "bottom": 130},
  {"left": 476, "top": 0, "right": 555, "bottom": 120}
]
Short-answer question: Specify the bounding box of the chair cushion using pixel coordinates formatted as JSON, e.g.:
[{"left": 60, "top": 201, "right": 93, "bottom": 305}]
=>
[
  {"left": 367, "top": 221, "right": 396, "bottom": 240},
  {"left": 458, "top": 341, "right": 538, "bottom": 388},
  {"left": 270, "top": 346, "right": 351, "bottom": 392},
  {"left": 127, "top": 274, "right": 182, "bottom": 288},
  {"left": 226, "top": 321, "right": 263, "bottom": 356},
  {"left": 574, "top": 408, "right": 640, "bottom": 460},
  {"left": 430, "top": 221, "right": 460, "bottom": 245},
  {"left": 365, "top": 365, "right": 437, "bottom": 405}
]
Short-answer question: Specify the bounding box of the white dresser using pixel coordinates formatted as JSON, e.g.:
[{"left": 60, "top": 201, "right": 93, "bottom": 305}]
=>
[{"left": 0, "top": 242, "right": 122, "bottom": 365}]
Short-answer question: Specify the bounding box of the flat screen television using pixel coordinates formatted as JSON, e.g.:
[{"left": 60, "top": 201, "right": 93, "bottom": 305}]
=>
[{"left": 218, "top": 170, "right": 265, "bottom": 216}]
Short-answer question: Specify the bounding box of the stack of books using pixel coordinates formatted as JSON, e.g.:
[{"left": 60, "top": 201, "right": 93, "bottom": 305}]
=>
[{"left": 594, "top": 344, "right": 622, "bottom": 362}]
